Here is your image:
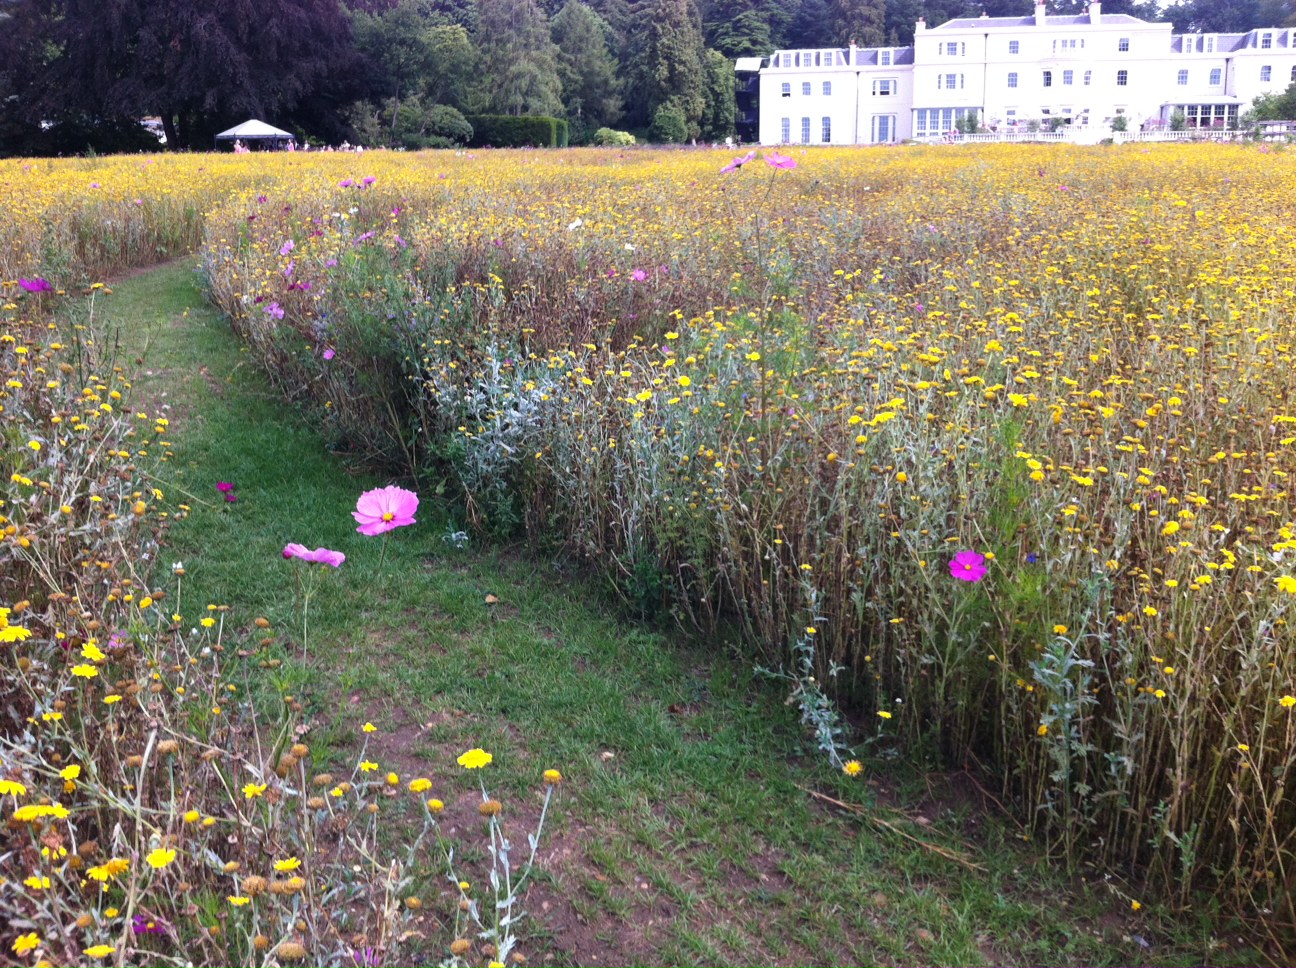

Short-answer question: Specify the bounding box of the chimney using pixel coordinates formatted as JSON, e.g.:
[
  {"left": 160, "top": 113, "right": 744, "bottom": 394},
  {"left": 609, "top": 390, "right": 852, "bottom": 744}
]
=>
[
  {"left": 915, "top": 16, "right": 926, "bottom": 33},
  {"left": 1088, "top": 1, "right": 1101, "bottom": 24},
  {"left": 1034, "top": 1, "right": 1046, "bottom": 26},
  {"left": 980, "top": 10, "right": 989, "bottom": 17},
  {"left": 848, "top": 39, "right": 857, "bottom": 65}
]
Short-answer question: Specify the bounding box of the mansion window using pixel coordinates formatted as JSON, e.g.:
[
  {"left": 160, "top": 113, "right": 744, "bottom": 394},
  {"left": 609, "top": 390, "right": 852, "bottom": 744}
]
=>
[
  {"left": 822, "top": 116, "right": 832, "bottom": 142},
  {"left": 1007, "top": 71, "right": 1019, "bottom": 88},
  {"left": 881, "top": 50, "right": 893, "bottom": 66},
  {"left": 873, "top": 78, "right": 896, "bottom": 95},
  {"left": 802, "top": 82, "right": 812, "bottom": 95},
  {"left": 1178, "top": 69, "right": 1188, "bottom": 85},
  {"left": 1116, "top": 69, "right": 1129, "bottom": 85},
  {"left": 1084, "top": 70, "right": 1092, "bottom": 85},
  {"left": 938, "top": 73, "right": 964, "bottom": 90},
  {"left": 1176, "top": 103, "right": 1239, "bottom": 127},
  {"left": 1008, "top": 40, "right": 1020, "bottom": 54},
  {"left": 1210, "top": 68, "right": 1222, "bottom": 84},
  {"left": 914, "top": 107, "right": 976, "bottom": 137},
  {"left": 1261, "top": 65, "right": 1272, "bottom": 81},
  {"left": 823, "top": 81, "right": 832, "bottom": 95},
  {"left": 1043, "top": 69, "right": 1053, "bottom": 87},
  {"left": 1063, "top": 69, "right": 1074, "bottom": 85},
  {"left": 780, "top": 117, "right": 790, "bottom": 141},
  {"left": 944, "top": 42, "right": 965, "bottom": 56},
  {"left": 1261, "top": 32, "right": 1273, "bottom": 48},
  {"left": 1118, "top": 37, "right": 1130, "bottom": 52},
  {"left": 781, "top": 82, "right": 791, "bottom": 97},
  {"left": 801, "top": 116, "right": 811, "bottom": 143}
]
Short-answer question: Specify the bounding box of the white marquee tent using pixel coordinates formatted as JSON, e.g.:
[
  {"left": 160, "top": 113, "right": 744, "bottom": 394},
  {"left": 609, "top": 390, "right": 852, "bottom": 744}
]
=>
[{"left": 214, "top": 119, "right": 295, "bottom": 150}]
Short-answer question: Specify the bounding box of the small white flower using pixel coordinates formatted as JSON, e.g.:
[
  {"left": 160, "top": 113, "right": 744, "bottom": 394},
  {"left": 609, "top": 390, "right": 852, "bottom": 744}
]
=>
[
  {"left": 172, "top": 561, "right": 184, "bottom": 573},
  {"left": 567, "top": 218, "right": 583, "bottom": 231}
]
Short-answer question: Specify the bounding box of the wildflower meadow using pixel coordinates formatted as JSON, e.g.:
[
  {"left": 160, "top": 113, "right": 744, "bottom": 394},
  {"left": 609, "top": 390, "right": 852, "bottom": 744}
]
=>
[{"left": 3, "top": 143, "right": 1296, "bottom": 963}]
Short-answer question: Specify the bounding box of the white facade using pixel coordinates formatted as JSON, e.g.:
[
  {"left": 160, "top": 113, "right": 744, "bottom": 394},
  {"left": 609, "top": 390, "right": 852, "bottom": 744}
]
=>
[{"left": 753, "top": 2, "right": 1296, "bottom": 145}]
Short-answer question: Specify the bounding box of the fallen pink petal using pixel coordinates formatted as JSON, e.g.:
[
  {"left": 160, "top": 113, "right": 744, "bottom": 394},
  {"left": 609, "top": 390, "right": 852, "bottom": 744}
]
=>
[
  {"left": 353, "top": 485, "right": 418, "bottom": 536},
  {"left": 283, "top": 543, "right": 346, "bottom": 567}
]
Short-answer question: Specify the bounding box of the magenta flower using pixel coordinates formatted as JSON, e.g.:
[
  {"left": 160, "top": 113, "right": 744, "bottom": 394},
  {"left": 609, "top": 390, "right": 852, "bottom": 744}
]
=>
[
  {"left": 215, "top": 481, "right": 238, "bottom": 504},
  {"left": 362, "top": 175, "right": 376, "bottom": 186},
  {"left": 18, "top": 277, "right": 52, "bottom": 293},
  {"left": 720, "top": 150, "right": 756, "bottom": 173},
  {"left": 353, "top": 485, "right": 418, "bottom": 536},
  {"left": 630, "top": 268, "right": 648, "bottom": 281},
  {"left": 764, "top": 151, "right": 798, "bottom": 170},
  {"left": 322, "top": 347, "right": 336, "bottom": 360},
  {"left": 950, "top": 550, "right": 988, "bottom": 583},
  {"left": 131, "top": 913, "right": 167, "bottom": 935},
  {"left": 279, "top": 239, "right": 295, "bottom": 256},
  {"left": 283, "top": 543, "right": 346, "bottom": 567},
  {"left": 265, "top": 302, "right": 285, "bottom": 320},
  {"left": 339, "top": 179, "right": 354, "bottom": 188}
]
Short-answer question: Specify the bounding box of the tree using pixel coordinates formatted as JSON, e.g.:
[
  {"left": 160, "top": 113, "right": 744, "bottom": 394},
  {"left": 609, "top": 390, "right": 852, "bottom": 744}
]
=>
[
  {"left": 0, "top": 0, "right": 357, "bottom": 150},
  {"left": 703, "top": 0, "right": 793, "bottom": 56},
  {"left": 552, "top": 1, "right": 622, "bottom": 131},
  {"left": 1248, "top": 80, "right": 1296, "bottom": 120},
  {"left": 826, "top": 0, "right": 884, "bottom": 46},
  {"left": 699, "top": 47, "right": 735, "bottom": 139},
  {"left": 473, "top": 0, "right": 564, "bottom": 116},
  {"left": 630, "top": 0, "right": 706, "bottom": 136},
  {"left": 425, "top": 25, "right": 476, "bottom": 108},
  {"left": 352, "top": 0, "right": 440, "bottom": 140}
]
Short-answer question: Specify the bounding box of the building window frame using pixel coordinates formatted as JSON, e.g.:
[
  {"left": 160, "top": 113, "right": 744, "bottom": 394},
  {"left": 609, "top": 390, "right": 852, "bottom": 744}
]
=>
[
  {"left": 1210, "top": 67, "right": 1222, "bottom": 85},
  {"left": 1261, "top": 65, "right": 1272, "bottom": 81},
  {"left": 1177, "top": 69, "right": 1189, "bottom": 85},
  {"left": 1007, "top": 71, "right": 1019, "bottom": 88},
  {"left": 822, "top": 116, "right": 832, "bottom": 142},
  {"left": 1043, "top": 69, "right": 1053, "bottom": 87},
  {"left": 1008, "top": 40, "right": 1020, "bottom": 54},
  {"left": 1116, "top": 69, "right": 1129, "bottom": 86},
  {"left": 1118, "top": 37, "right": 1130, "bottom": 52},
  {"left": 822, "top": 81, "right": 832, "bottom": 95},
  {"left": 801, "top": 116, "right": 811, "bottom": 143}
]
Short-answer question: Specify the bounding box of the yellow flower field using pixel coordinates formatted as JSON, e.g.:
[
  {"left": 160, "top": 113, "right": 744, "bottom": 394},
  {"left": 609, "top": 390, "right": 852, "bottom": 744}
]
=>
[{"left": 4, "top": 143, "right": 1296, "bottom": 936}]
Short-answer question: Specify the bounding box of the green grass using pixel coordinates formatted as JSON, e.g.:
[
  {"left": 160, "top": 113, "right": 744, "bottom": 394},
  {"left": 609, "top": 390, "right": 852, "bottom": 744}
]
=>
[{"left": 103, "top": 259, "right": 1257, "bottom": 967}]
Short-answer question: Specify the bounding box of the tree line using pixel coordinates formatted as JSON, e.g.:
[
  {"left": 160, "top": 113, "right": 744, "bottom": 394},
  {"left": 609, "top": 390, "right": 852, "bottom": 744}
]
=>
[{"left": 1, "top": 0, "right": 1293, "bottom": 155}]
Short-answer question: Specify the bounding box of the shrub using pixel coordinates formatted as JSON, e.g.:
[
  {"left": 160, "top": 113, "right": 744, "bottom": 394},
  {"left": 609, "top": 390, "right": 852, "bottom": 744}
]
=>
[
  {"left": 425, "top": 104, "right": 473, "bottom": 146},
  {"left": 592, "top": 127, "right": 636, "bottom": 146},
  {"left": 648, "top": 103, "right": 688, "bottom": 144}
]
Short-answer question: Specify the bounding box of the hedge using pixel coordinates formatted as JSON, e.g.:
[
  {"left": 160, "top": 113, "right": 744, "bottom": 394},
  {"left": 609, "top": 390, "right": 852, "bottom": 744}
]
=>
[{"left": 467, "top": 115, "right": 569, "bottom": 148}]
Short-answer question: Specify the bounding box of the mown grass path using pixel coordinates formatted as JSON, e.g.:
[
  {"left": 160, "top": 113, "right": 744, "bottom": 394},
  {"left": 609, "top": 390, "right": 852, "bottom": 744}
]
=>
[{"left": 104, "top": 259, "right": 1242, "bottom": 967}]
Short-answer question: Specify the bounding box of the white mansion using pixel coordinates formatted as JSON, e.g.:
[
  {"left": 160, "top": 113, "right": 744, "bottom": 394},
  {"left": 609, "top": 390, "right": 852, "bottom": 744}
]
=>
[{"left": 738, "top": 2, "right": 1296, "bottom": 144}]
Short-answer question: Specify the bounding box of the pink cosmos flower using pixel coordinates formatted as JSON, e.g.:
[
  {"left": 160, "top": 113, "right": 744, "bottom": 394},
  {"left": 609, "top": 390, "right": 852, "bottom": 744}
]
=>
[
  {"left": 18, "top": 277, "right": 52, "bottom": 293},
  {"left": 720, "top": 150, "right": 757, "bottom": 173},
  {"left": 322, "top": 347, "right": 336, "bottom": 360},
  {"left": 630, "top": 268, "right": 648, "bottom": 281},
  {"left": 362, "top": 176, "right": 376, "bottom": 186},
  {"left": 265, "top": 302, "right": 285, "bottom": 319},
  {"left": 950, "top": 550, "right": 988, "bottom": 583},
  {"left": 339, "top": 179, "right": 354, "bottom": 188},
  {"left": 353, "top": 485, "right": 418, "bottom": 536},
  {"left": 279, "top": 239, "right": 295, "bottom": 256},
  {"left": 764, "top": 151, "right": 797, "bottom": 170},
  {"left": 283, "top": 543, "right": 346, "bottom": 567}
]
